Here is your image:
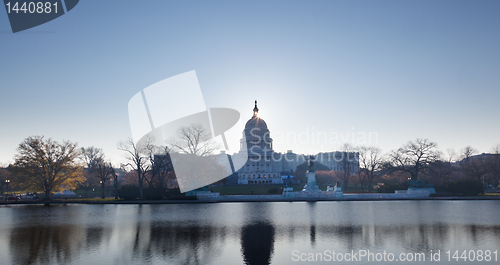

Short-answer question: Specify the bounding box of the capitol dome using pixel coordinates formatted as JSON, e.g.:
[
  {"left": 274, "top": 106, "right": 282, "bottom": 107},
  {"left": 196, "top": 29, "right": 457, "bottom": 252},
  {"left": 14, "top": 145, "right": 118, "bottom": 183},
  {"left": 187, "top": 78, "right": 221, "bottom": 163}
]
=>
[
  {"left": 237, "top": 100, "right": 281, "bottom": 185},
  {"left": 240, "top": 100, "right": 273, "bottom": 152},
  {"left": 245, "top": 100, "right": 268, "bottom": 129}
]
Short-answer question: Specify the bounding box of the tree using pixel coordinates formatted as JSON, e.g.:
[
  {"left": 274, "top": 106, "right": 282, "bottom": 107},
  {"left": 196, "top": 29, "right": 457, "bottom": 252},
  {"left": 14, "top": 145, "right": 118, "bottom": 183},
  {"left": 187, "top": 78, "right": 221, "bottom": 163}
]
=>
[
  {"left": 458, "top": 146, "right": 494, "bottom": 190},
  {"left": 315, "top": 170, "right": 341, "bottom": 186},
  {"left": 95, "top": 159, "right": 114, "bottom": 199},
  {"left": 82, "top": 146, "right": 103, "bottom": 170},
  {"left": 111, "top": 167, "right": 120, "bottom": 199},
  {"left": 81, "top": 146, "right": 104, "bottom": 196},
  {"left": 171, "top": 124, "right": 218, "bottom": 156},
  {"left": 357, "top": 146, "right": 382, "bottom": 192},
  {"left": 11, "top": 136, "right": 83, "bottom": 200},
  {"left": 492, "top": 144, "right": 500, "bottom": 155},
  {"left": 436, "top": 179, "right": 484, "bottom": 196},
  {"left": 424, "top": 160, "right": 457, "bottom": 184},
  {"left": 445, "top": 148, "right": 457, "bottom": 163},
  {"left": 168, "top": 124, "right": 223, "bottom": 192},
  {"left": 460, "top": 146, "right": 477, "bottom": 161},
  {"left": 145, "top": 144, "right": 174, "bottom": 190},
  {"left": 459, "top": 146, "right": 488, "bottom": 181},
  {"left": 121, "top": 170, "right": 140, "bottom": 185},
  {"left": 386, "top": 138, "right": 441, "bottom": 181},
  {"left": 118, "top": 138, "right": 149, "bottom": 199}
]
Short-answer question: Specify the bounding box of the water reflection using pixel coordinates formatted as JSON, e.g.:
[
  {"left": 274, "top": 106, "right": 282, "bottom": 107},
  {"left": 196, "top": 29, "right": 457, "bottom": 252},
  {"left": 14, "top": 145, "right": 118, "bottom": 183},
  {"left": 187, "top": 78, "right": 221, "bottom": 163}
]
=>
[
  {"left": 241, "top": 222, "right": 275, "bottom": 265},
  {"left": 7, "top": 205, "right": 115, "bottom": 265},
  {"left": 307, "top": 202, "right": 316, "bottom": 247},
  {"left": 137, "top": 222, "right": 226, "bottom": 264},
  {"left": 309, "top": 225, "right": 316, "bottom": 247},
  {"left": 2, "top": 201, "right": 500, "bottom": 265},
  {"left": 116, "top": 205, "right": 227, "bottom": 265},
  {"left": 10, "top": 224, "right": 82, "bottom": 265}
]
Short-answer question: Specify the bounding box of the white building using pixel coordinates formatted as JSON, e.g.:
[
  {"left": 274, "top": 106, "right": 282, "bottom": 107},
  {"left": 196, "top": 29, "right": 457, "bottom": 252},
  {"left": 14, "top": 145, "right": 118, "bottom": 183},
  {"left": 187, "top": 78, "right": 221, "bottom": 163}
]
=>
[
  {"left": 236, "top": 101, "right": 359, "bottom": 185},
  {"left": 237, "top": 101, "right": 283, "bottom": 184},
  {"left": 315, "top": 152, "right": 359, "bottom": 173}
]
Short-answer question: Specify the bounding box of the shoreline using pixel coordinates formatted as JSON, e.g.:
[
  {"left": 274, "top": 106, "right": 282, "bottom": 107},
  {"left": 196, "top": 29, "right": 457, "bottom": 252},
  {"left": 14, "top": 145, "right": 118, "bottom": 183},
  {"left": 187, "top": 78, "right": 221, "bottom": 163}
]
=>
[{"left": 1, "top": 196, "right": 500, "bottom": 205}]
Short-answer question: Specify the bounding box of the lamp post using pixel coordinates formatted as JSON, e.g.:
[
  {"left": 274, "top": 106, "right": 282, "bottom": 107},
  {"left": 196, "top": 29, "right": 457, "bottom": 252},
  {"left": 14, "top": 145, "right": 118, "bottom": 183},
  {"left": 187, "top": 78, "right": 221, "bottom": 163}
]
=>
[
  {"left": 100, "top": 180, "right": 104, "bottom": 199},
  {"left": 5, "top": 180, "right": 10, "bottom": 200},
  {"left": 5, "top": 179, "right": 10, "bottom": 193}
]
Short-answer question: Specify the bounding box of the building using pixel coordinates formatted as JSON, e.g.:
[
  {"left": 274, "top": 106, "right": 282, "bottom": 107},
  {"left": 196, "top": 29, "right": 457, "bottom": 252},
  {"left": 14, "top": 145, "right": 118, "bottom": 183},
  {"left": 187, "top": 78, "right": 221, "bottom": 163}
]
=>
[
  {"left": 315, "top": 151, "right": 359, "bottom": 173},
  {"left": 236, "top": 101, "right": 359, "bottom": 185},
  {"left": 237, "top": 101, "right": 283, "bottom": 184}
]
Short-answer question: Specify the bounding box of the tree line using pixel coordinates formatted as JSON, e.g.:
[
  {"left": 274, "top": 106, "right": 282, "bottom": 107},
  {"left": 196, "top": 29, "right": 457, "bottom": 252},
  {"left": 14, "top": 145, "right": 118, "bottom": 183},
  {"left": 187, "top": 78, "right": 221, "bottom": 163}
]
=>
[
  {"left": 1, "top": 124, "right": 216, "bottom": 200},
  {"left": 315, "top": 139, "right": 500, "bottom": 195},
  {"left": 2, "top": 132, "right": 499, "bottom": 199}
]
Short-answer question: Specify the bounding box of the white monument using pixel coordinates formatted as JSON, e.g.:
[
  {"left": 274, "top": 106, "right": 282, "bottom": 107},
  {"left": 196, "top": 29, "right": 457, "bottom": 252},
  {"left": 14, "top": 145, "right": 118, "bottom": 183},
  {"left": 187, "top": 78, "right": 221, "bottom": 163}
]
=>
[
  {"left": 301, "top": 156, "right": 321, "bottom": 193},
  {"left": 333, "top": 181, "right": 343, "bottom": 197}
]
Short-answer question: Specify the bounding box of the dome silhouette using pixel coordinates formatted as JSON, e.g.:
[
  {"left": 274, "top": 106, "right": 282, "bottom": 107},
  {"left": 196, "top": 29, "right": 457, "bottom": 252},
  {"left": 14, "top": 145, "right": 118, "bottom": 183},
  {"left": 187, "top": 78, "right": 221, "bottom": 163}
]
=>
[
  {"left": 244, "top": 116, "right": 268, "bottom": 129},
  {"left": 240, "top": 100, "right": 273, "bottom": 153},
  {"left": 244, "top": 100, "right": 268, "bottom": 129}
]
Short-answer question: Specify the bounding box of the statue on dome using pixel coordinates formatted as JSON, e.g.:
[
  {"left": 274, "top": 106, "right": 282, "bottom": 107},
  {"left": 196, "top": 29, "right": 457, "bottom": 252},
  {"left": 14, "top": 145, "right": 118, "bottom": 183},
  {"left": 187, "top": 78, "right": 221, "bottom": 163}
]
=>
[{"left": 253, "top": 100, "right": 259, "bottom": 117}]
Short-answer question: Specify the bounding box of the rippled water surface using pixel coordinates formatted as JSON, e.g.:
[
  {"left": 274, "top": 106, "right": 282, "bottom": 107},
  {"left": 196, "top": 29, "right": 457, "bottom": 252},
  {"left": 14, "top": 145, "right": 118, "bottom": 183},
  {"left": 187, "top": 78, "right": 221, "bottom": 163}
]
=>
[{"left": 1, "top": 201, "right": 499, "bottom": 264}]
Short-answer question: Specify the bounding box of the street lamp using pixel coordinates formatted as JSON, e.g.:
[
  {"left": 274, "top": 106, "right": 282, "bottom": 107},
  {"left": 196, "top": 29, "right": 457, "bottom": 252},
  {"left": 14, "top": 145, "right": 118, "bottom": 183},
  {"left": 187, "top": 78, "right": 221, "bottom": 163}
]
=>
[
  {"left": 5, "top": 180, "right": 10, "bottom": 200},
  {"left": 100, "top": 181, "right": 104, "bottom": 199}
]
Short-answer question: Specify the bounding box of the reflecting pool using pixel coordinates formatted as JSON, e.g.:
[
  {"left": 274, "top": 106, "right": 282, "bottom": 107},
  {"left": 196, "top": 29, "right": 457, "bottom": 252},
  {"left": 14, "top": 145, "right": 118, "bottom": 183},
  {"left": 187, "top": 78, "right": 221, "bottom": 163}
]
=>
[{"left": 1, "top": 201, "right": 499, "bottom": 264}]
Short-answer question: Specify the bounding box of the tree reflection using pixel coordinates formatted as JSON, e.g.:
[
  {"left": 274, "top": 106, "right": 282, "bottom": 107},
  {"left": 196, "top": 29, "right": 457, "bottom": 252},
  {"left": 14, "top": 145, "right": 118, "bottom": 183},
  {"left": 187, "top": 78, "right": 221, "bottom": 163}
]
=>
[
  {"left": 241, "top": 222, "right": 275, "bottom": 265},
  {"left": 84, "top": 226, "right": 114, "bottom": 252},
  {"left": 9, "top": 225, "right": 84, "bottom": 265},
  {"left": 8, "top": 205, "right": 114, "bottom": 265},
  {"left": 128, "top": 221, "right": 226, "bottom": 265}
]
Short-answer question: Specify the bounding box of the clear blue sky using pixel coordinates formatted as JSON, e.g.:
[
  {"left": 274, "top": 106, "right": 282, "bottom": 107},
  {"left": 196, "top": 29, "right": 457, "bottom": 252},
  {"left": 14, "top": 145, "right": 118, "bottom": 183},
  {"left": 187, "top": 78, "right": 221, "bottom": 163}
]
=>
[{"left": 1, "top": 0, "right": 499, "bottom": 165}]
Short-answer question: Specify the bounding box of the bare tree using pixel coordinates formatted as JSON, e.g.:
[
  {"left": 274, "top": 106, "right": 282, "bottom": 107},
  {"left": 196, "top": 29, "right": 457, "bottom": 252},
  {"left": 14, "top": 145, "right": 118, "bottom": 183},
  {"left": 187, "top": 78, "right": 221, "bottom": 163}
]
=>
[
  {"left": 387, "top": 138, "right": 441, "bottom": 181},
  {"left": 492, "top": 144, "right": 500, "bottom": 155},
  {"left": 446, "top": 148, "right": 457, "bottom": 163},
  {"left": 145, "top": 144, "right": 174, "bottom": 190},
  {"left": 460, "top": 146, "right": 477, "bottom": 161},
  {"left": 110, "top": 167, "right": 120, "bottom": 199},
  {"left": 81, "top": 146, "right": 104, "bottom": 196},
  {"left": 95, "top": 158, "right": 114, "bottom": 199},
  {"left": 11, "top": 136, "right": 84, "bottom": 200},
  {"left": 357, "top": 146, "right": 383, "bottom": 192},
  {"left": 82, "top": 146, "right": 104, "bottom": 170},
  {"left": 168, "top": 124, "right": 225, "bottom": 192},
  {"left": 118, "top": 138, "right": 149, "bottom": 199},
  {"left": 355, "top": 166, "right": 369, "bottom": 192},
  {"left": 171, "top": 124, "right": 218, "bottom": 156},
  {"left": 459, "top": 146, "right": 489, "bottom": 182}
]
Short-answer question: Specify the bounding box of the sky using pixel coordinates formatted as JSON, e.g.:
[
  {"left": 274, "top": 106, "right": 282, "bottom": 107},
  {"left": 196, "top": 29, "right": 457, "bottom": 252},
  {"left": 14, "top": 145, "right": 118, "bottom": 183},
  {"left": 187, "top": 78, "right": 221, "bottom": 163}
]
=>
[{"left": 1, "top": 0, "right": 499, "bottom": 165}]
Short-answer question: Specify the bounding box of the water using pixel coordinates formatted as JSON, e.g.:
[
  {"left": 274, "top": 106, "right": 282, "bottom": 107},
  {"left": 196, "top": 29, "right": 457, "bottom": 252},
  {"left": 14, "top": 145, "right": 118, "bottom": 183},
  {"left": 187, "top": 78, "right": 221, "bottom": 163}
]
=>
[{"left": 1, "top": 201, "right": 499, "bottom": 265}]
